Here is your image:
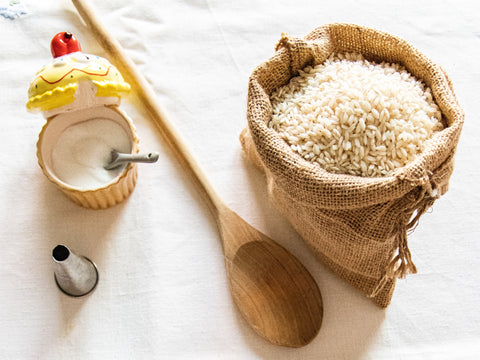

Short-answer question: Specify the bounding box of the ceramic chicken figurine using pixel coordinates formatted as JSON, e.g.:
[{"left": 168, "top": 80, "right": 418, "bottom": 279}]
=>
[
  {"left": 27, "top": 32, "right": 140, "bottom": 210},
  {"left": 27, "top": 31, "right": 130, "bottom": 118}
]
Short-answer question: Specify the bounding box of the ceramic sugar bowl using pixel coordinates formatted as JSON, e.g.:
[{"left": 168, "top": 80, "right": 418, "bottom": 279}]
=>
[{"left": 27, "top": 32, "right": 140, "bottom": 209}]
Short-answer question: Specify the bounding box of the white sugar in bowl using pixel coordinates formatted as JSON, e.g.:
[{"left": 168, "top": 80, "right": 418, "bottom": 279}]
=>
[{"left": 36, "top": 105, "right": 139, "bottom": 209}]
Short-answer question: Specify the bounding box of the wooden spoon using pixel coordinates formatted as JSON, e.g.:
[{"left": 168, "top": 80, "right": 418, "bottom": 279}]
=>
[{"left": 72, "top": 0, "right": 323, "bottom": 347}]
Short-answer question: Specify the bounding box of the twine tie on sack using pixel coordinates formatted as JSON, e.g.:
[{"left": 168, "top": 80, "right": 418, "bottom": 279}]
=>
[{"left": 370, "top": 171, "right": 439, "bottom": 297}]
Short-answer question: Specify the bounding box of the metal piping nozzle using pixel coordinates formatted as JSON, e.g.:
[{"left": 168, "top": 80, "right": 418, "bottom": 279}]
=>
[{"left": 52, "top": 244, "right": 98, "bottom": 297}]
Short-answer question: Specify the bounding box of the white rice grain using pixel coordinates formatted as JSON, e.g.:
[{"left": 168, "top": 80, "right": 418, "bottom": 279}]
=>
[{"left": 269, "top": 53, "right": 444, "bottom": 177}]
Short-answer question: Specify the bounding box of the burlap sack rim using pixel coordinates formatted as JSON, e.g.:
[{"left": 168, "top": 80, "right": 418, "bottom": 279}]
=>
[{"left": 247, "top": 23, "right": 464, "bottom": 210}]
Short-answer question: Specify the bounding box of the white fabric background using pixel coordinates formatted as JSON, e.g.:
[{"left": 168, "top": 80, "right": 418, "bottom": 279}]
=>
[{"left": 1, "top": 0, "right": 479, "bottom": 358}]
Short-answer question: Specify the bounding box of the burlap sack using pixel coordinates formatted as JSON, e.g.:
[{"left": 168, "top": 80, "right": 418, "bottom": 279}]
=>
[{"left": 240, "top": 23, "right": 464, "bottom": 307}]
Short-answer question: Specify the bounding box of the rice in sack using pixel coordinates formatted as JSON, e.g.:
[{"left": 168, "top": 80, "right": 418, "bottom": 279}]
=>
[
  {"left": 240, "top": 24, "right": 464, "bottom": 307},
  {"left": 269, "top": 53, "right": 444, "bottom": 177}
]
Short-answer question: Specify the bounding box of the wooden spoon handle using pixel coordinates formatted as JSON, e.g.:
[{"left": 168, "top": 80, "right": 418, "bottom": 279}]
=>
[{"left": 72, "top": 0, "right": 225, "bottom": 215}]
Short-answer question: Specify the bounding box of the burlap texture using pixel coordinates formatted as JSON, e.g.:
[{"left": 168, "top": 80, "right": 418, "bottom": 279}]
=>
[{"left": 240, "top": 23, "right": 464, "bottom": 307}]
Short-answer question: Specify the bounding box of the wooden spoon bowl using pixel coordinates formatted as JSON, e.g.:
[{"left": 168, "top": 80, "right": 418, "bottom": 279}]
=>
[
  {"left": 220, "top": 207, "right": 323, "bottom": 346},
  {"left": 72, "top": 0, "right": 324, "bottom": 347}
]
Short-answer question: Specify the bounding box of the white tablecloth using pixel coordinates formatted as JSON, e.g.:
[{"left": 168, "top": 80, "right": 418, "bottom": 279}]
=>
[{"left": 1, "top": 0, "right": 479, "bottom": 358}]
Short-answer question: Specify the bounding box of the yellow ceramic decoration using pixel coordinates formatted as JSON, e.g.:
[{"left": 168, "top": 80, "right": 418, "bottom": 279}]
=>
[
  {"left": 28, "top": 32, "right": 139, "bottom": 210},
  {"left": 27, "top": 32, "right": 130, "bottom": 113}
]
